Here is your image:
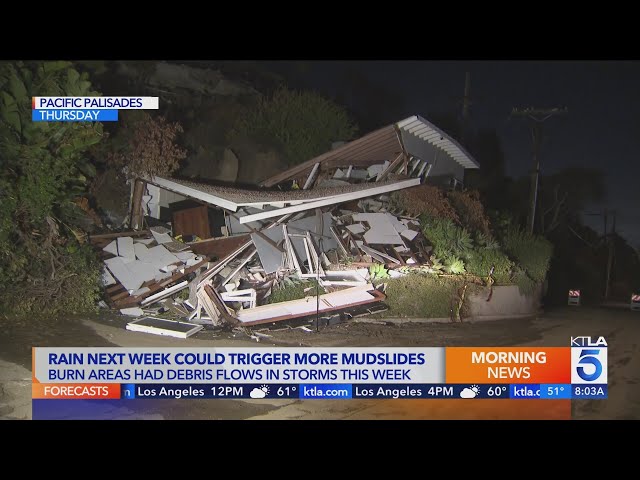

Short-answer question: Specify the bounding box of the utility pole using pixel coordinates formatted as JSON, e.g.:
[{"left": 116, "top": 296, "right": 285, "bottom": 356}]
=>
[
  {"left": 460, "top": 72, "right": 472, "bottom": 146},
  {"left": 605, "top": 210, "right": 616, "bottom": 300},
  {"left": 511, "top": 107, "right": 568, "bottom": 234},
  {"left": 585, "top": 209, "right": 616, "bottom": 300}
]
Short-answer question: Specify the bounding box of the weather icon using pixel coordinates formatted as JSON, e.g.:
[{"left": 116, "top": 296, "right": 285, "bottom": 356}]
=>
[
  {"left": 250, "top": 385, "right": 270, "bottom": 399},
  {"left": 460, "top": 385, "right": 480, "bottom": 398}
]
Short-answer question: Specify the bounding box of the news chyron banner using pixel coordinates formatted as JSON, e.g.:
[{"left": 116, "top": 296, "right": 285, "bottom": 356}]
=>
[
  {"left": 32, "top": 96, "right": 159, "bottom": 122},
  {"left": 32, "top": 339, "right": 608, "bottom": 420}
]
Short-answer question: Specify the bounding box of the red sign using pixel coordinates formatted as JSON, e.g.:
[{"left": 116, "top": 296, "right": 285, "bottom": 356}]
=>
[{"left": 568, "top": 290, "right": 581, "bottom": 297}]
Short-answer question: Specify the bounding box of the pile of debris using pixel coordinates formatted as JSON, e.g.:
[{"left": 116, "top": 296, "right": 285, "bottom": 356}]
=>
[
  {"left": 91, "top": 226, "right": 208, "bottom": 314},
  {"left": 92, "top": 205, "right": 440, "bottom": 337}
]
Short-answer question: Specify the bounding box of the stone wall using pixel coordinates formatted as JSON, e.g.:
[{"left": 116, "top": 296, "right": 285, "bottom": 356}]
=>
[{"left": 466, "top": 285, "right": 542, "bottom": 321}]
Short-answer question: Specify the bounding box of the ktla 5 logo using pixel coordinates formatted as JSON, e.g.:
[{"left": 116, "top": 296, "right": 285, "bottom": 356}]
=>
[{"left": 571, "top": 337, "right": 608, "bottom": 384}]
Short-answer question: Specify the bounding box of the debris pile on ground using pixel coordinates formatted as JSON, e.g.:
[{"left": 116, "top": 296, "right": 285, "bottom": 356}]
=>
[{"left": 92, "top": 200, "right": 442, "bottom": 337}]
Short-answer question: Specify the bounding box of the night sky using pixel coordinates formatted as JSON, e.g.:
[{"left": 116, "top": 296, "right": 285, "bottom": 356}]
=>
[{"left": 265, "top": 61, "right": 640, "bottom": 247}]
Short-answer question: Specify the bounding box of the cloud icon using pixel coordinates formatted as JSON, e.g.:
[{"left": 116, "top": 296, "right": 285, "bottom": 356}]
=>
[
  {"left": 460, "top": 385, "right": 480, "bottom": 399},
  {"left": 250, "top": 386, "right": 269, "bottom": 399}
]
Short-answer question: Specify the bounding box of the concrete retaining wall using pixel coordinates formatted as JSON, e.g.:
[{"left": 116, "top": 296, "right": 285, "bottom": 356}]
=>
[{"left": 466, "top": 285, "right": 542, "bottom": 321}]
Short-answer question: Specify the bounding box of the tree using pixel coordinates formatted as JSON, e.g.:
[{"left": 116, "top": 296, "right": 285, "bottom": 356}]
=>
[
  {"left": 104, "top": 111, "right": 187, "bottom": 179},
  {"left": 537, "top": 167, "right": 606, "bottom": 235},
  {"left": 0, "top": 61, "right": 104, "bottom": 317},
  {"left": 228, "top": 87, "right": 358, "bottom": 167}
]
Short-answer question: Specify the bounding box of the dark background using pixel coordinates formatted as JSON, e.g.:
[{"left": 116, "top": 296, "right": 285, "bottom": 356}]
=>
[{"left": 262, "top": 60, "right": 640, "bottom": 247}]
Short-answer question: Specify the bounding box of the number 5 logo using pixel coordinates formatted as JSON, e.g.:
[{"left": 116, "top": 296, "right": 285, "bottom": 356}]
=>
[{"left": 577, "top": 349, "right": 602, "bottom": 381}]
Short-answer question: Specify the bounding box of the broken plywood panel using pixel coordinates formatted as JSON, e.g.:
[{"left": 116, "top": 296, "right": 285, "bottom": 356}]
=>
[
  {"left": 346, "top": 223, "right": 366, "bottom": 235},
  {"left": 101, "top": 267, "right": 116, "bottom": 286},
  {"left": 251, "top": 228, "right": 284, "bottom": 275},
  {"left": 353, "top": 213, "right": 404, "bottom": 245},
  {"left": 134, "top": 243, "right": 153, "bottom": 262},
  {"left": 401, "top": 229, "right": 419, "bottom": 241},
  {"left": 147, "top": 245, "right": 181, "bottom": 269},
  {"left": 117, "top": 237, "right": 135, "bottom": 262},
  {"left": 386, "top": 213, "right": 408, "bottom": 233},
  {"left": 103, "top": 240, "right": 118, "bottom": 256},
  {"left": 150, "top": 226, "right": 172, "bottom": 244},
  {"left": 104, "top": 256, "right": 144, "bottom": 291}
]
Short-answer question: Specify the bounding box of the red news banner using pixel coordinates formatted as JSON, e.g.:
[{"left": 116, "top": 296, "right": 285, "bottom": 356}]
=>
[{"left": 446, "top": 347, "right": 571, "bottom": 384}]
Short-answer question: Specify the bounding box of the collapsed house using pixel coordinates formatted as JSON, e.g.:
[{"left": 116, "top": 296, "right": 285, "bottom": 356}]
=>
[{"left": 92, "top": 115, "right": 479, "bottom": 336}]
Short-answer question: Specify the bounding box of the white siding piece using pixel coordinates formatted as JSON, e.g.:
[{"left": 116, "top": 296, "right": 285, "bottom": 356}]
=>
[
  {"left": 353, "top": 213, "right": 404, "bottom": 245},
  {"left": 385, "top": 213, "right": 408, "bottom": 233},
  {"left": 104, "top": 256, "right": 144, "bottom": 291},
  {"left": 151, "top": 229, "right": 173, "bottom": 245},
  {"left": 175, "top": 251, "right": 196, "bottom": 261},
  {"left": 346, "top": 223, "right": 366, "bottom": 235},
  {"left": 117, "top": 237, "right": 135, "bottom": 262},
  {"left": 141, "top": 280, "right": 189, "bottom": 306},
  {"left": 101, "top": 267, "right": 116, "bottom": 286},
  {"left": 103, "top": 240, "right": 118, "bottom": 256},
  {"left": 132, "top": 287, "right": 151, "bottom": 296},
  {"left": 120, "top": 307, "right": 144, "bottom": 317},
  {"left": 133, "top": 237, "right": 155, "bottom": 245},
  {"left": 128, "top": 260, "right": 161, "bottom": 283},
  {"left": 147, "top": 245, "right": 181, "bottom": 269},
  {"left": 401, "top": 229, "right": 419, "bottom": 241},
  {"left": 303, "top": 163, "right": 320, "bottom": 190},
  {"left": 359, "top": 245, "right": 401, "bottom": 264},
  {"left": 134, "top": 243, "right": 153, "bottom": 262},
  {"left": 367, "top": 163, "right": 386, "bottom": 179}
]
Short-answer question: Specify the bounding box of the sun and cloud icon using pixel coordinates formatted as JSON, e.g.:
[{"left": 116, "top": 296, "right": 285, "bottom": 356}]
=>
[
  {"left": 460, "top": 385, "right": 480, "bottom": 398},
  {"left": 249, "top": 385, "right": 270, "bottom": 399}
]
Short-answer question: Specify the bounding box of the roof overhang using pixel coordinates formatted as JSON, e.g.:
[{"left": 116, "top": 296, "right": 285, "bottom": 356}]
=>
[
  {"left": 144, "top": 175, "right": 421, "bottom": 218},
  {"left": 396, "top": 115, "right": 479, "bottom": 169},
  {"left": 259, "top": 114, "right": 479, "bottom": 187}
]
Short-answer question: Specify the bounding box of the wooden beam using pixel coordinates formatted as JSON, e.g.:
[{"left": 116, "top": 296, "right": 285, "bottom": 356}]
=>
[
  {"left": 188, "top": 234, "right": 250, "bottom": 258},
  {"left": 376, "top": 153, "right": 404, "bottom": 182},
  {"left": 204, "top": 285, "right": 239, "bottom": 326},
  {"left": 130, "top": 179, "right": 146, "bottom": 230},
  {"left": 89, "top": 230, "right": 150, "bottom": 242}
]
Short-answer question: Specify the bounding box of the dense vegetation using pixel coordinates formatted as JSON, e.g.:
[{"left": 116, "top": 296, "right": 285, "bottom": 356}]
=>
[
  {"left": 228, "top": 87, "right": 358, "bottom": 167},
  {"left": 0, "top": 61, "right": 105, "bottom": 316},
  {"left": 378, "top": 187, "right": 554, "bottom": 318}
]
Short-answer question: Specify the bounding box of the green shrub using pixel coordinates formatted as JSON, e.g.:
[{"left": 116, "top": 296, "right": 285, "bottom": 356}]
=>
[
  {"left": 421, "top": 216, "right": 473, "bottom": 260},
  {"left": 378, "top": 275, "right": 468, "bottom": 318},
  {"left": 512, "top": 267, "right": 540, "bottom": 296},
  {"left": 465, "top": 248, "right": 514, "bottom": 284},
  {"left": 0, "top": 243, "right": 101, "bottom": 317},
  {"left": 443, "top": 256, "right": 466, "bottom": 274},
  {"left": 502, "top": 227, "right": 553, "bottom": 283},
  {"left": 447, "top": 190, "right": 491, "bottom": 236},
  {"left": 228, "top": 87, "right": 358, "bottom": 167},
  {"left": 390, "top": 185, "right": 460, "bottom": 221},
  {"left": 267, "top": 279, "right": 324, "bottom": 304}
]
